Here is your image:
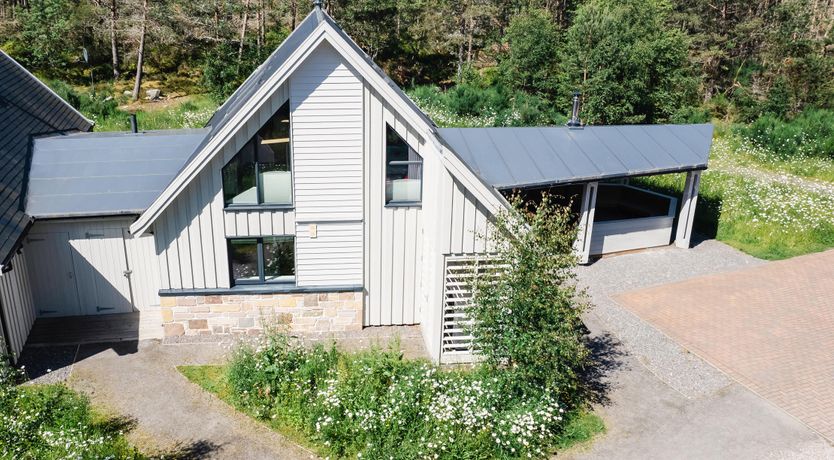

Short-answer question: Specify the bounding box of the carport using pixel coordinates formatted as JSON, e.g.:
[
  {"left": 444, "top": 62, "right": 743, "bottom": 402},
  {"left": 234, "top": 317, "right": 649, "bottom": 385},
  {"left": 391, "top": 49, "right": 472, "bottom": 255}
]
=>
[{"left": 438, "top": 124, "right": 712, "bottom": 262}]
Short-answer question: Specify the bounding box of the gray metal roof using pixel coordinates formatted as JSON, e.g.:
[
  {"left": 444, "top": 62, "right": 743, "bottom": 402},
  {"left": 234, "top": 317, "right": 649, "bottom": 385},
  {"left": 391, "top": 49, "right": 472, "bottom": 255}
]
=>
[
  {"left": 26, "top": 128, "right": 208, "bottom": 218},
  {"left": 0, "top": 51, "right": 93, "bottom": 264},
  {"left": 437, "top": 124, "right": 714, "bottom": 189}
]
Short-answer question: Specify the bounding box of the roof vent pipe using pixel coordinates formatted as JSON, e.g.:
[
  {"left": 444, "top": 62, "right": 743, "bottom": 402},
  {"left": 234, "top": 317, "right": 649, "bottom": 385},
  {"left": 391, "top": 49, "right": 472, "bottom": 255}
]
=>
[
  {"left": 129, "top": 114, "right": 138, "bottom": 133},
  {"left": 566, "top": 91, "right": 582, "bottom": 128}
]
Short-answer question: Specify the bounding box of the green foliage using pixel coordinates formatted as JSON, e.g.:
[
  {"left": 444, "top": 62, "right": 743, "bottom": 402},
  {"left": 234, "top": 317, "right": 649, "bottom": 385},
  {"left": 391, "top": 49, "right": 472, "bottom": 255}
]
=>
[
  {"left": 559, "top": 0, "right": 698, "bottom": 124},
  {"left": 738, "top": 109, "right": 834, "bottom": 160},
  {"left": 97, "top": 96, "right": 217, "bottom": 132},
  {"left": 498, "top": 9, "right": 560, "bottom": 97},
  {"left": 45, "top": 79, "right": 119, "bottom": 121},
  {"left": 468, "top": 194, "right": 589, "bottom": 406},
  {"left": 9, "top": 0, "right": 82, "bottom": 74},
  {"left": 407, "top": 84, "right": 566, "bottom": 127},
  {"left": 0, "top": 357, "right": 143, "bottom": 459},
  {"left": 213, "top": 329, "right": 601, "bottom": 459},
  {"left": 202, "top": 44, "right": 261, "bottom": 101}
]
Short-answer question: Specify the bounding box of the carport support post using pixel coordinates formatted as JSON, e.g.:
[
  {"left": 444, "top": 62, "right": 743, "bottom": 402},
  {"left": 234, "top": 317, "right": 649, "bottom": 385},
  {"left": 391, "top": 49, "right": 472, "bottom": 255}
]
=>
[
  {"left": 675, "top": 171, "right": 701, "bottom": 249},
  {"left": 575, "top": 181, "right": 598, "bottom": 264}
]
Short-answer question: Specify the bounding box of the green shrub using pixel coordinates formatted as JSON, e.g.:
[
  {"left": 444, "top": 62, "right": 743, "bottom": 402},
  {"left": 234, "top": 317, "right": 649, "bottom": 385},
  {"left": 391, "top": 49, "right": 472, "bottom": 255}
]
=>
[
  {"left": 45, "top": 79, "right": 119, "bottom": 122},
  {"left": 469, "top": 194, "right": 590, "bottom": 406},
  {"left": 739, "top": 108, "right": 834, "bottom": 160},
  {"left": 407, "top": 84, "right": 566, "bottom": 127},
  {"left": 0, "top": 356, "right": 143, "bottom": 459},
  {"left": 224, "top": 330, "right": 594, "bottom": 459}
]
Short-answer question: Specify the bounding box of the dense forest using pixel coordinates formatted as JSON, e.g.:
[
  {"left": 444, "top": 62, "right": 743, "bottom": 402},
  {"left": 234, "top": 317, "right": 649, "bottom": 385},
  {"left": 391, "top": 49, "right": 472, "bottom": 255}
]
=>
[{"left": 2, "top": 0, "right": 834, "bottom": 135}]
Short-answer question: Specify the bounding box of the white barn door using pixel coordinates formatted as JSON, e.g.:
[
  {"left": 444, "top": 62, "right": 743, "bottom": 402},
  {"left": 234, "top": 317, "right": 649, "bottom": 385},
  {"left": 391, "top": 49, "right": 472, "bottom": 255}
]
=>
[
  {"left": 25, "top": 232, "right": 81, "bottom": 317},
  {"left": 70, "top": 228, "right": 133, "bottom": 315}
]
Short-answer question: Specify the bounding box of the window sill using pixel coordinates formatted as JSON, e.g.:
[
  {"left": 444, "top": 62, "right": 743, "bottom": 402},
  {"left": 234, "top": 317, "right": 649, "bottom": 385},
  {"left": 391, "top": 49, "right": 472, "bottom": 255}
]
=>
[
  {"left": 159, "top": 284, "right": 363, "bottom": 296},
  {"left": 385, "top": 201, "right": 422, "bottom": 209},
  {"left": 225, "top": 204, "right": 294, "bottom": 212}
]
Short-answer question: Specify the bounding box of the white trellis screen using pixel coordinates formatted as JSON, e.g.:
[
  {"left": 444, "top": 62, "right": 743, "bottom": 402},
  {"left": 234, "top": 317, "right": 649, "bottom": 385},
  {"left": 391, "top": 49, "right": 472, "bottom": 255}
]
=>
[{"left": 440, "top": 255, "right": 502, "bottom": 364}]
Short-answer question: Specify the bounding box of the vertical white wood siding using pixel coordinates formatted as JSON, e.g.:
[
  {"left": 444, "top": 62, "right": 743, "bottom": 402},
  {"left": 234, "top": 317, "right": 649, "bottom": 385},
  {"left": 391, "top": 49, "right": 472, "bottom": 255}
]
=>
[
  {"left": 291, "top": 42, "right": 364, "bottom": 223},
  {"left": 224, "top": 210, "right": 295, "bottom": 237},
  {"left": 291, "top": 42, "right": 364, "bottom": 287},
  {"left": 153, "top": 84, "right": 292, "bottom": 290},
  {"left": 27, "top": 219, "right": 161, "bottom": 312},
  {"left": 364, "top": 85, "right": 425, "bottom": 326},
  {"left": 418, "top": 158, "right": 496, "bottom": 361},
  {"left": 0, "top": 251, "right": 36, "bottom": 359}
]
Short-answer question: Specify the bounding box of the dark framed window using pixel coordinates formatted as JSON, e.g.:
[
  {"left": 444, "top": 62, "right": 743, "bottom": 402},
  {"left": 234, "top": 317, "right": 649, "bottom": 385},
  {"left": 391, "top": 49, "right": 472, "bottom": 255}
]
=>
[
  {"left": 228, "top": 236, "right": 295, "bottom": 285},
  {"left": 385, "top": 124, "right": 423, "bottom": 205},
  {"left": 223, "top": 101, "right": 293, "bottom": 207}
]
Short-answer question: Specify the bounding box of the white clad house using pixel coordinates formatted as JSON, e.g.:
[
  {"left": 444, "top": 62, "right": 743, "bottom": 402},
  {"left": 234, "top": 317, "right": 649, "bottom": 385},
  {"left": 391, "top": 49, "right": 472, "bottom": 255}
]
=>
[{"left": 0, "top": 5, "right": 710, "bottom": 364}]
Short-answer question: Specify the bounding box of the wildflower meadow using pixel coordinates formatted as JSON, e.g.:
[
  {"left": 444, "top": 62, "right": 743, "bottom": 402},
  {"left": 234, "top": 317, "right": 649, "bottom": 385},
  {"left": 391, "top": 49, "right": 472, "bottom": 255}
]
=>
[
  {"left": 180, "top": 196, "right": 601, "bottom": 459},
  {"left": 0, "top": 357, "right": 144, "bottom": 459}
]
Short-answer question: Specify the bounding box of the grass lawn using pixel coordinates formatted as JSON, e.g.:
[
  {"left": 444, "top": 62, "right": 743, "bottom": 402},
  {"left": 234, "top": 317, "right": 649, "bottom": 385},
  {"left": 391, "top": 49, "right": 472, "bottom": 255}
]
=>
[
  {"left": 178, "top": 361, "right": 604, "bottom": 459},
  {"left": 92, "top": 95, "right": 218, "bottom": 132},
  {"left": 634, "top": 134, "right": 834, "bottom": 260}
]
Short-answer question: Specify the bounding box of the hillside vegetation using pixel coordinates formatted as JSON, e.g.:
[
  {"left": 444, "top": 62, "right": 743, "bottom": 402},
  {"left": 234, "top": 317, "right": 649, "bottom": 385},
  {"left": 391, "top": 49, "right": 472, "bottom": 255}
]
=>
[{"left": 3, "top": 0, "right": 834, "bottom": 259}]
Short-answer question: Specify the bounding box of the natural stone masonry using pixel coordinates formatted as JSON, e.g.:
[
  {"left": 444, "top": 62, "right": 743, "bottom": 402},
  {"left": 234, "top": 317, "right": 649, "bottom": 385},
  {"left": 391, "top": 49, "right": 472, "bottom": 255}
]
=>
[{"left": 159, "top": 291, "right": 363, "bottom": 337}]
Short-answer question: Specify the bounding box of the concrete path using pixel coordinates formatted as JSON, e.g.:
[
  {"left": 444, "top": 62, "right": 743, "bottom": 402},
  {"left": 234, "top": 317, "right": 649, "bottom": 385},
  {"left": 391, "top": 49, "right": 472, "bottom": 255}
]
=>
[
  {"left": 17, "top": 326, "right": 426, "bottom": 459},
  {"left": 67, "top": 341, "right": 316, "bottom": 459},
  {"left": 618, "top": 248, "right": 834, "bottom": 444},
  {"left": 570, "top": 240, "right": 834, "bottom": 459}
]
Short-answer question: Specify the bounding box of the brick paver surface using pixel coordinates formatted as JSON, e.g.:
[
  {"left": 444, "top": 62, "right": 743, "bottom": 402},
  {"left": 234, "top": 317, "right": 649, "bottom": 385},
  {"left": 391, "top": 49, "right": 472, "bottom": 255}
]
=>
[{"left": 615, "top": 249, "right": 834, "bottom": 443}]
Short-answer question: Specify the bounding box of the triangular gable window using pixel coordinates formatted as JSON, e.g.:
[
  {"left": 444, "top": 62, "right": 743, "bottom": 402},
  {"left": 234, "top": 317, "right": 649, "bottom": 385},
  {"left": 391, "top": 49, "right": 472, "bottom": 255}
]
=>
[
  {"left": 222, "top": 101, "right": 292, "bottom": 207},
  {"left": 385, "top": 125, "right": 422, "bottom": 205}
]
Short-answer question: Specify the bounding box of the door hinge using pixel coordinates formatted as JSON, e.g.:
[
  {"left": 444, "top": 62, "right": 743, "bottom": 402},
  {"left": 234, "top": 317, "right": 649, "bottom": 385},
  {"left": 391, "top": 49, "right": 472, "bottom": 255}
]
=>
[
  {"left": 85, "top": 232, "right": 105, "bottom": 238},
  {"left": 38, "top": 309, "right": 57, "bottom": 315},
  {"left": 96, "top": 306, "right": 115, "bottom": 312},
  {"left": 27, "top": 238, "right": 45, "bottom": 243}
]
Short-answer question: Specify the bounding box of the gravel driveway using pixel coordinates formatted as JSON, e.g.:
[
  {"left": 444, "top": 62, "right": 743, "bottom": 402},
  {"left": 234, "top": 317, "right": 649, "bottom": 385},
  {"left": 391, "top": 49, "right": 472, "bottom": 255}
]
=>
[{"left": 569, "top": 239, "right": 834, "bottom": 459}]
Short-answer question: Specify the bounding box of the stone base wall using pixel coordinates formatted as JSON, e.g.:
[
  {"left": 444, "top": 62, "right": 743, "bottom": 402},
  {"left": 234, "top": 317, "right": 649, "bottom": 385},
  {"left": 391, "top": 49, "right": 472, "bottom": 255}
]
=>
[{"left": 159, "top": 291, "right": 363, "bottom": 337}]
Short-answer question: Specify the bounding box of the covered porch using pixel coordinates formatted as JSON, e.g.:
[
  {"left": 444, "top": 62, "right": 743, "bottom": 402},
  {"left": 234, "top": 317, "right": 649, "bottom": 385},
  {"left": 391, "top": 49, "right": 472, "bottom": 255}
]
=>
[
  {"left": 437, "top": 124, "right": 711, "bottom": 263},
  {"left": 24, "top": 311, "right": 163, "bottom": 347}
]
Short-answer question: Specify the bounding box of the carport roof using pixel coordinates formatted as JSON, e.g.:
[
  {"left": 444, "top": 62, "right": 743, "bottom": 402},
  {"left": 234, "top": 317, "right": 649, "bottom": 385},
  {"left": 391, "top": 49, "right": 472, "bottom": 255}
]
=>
[
  {"left": 437, "top": 124, "right": 714, "bottom": 189},
  {"left": 26, "top": 128, "right": 208, "bottom": 218}
]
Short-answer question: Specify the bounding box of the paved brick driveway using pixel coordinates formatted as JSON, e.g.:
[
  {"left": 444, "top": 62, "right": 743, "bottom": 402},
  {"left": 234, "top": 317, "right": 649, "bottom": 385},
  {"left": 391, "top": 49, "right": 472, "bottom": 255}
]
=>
[{"left": 615, "top": 249, "right": 834, "bottom": 443}]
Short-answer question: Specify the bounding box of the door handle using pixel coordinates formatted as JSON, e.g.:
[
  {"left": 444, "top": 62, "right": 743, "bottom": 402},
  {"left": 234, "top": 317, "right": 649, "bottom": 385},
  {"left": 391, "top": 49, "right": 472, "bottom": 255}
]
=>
[
  {"left": 68, "top": 271, "right": 73, "bottom": 279},
  {"left": 123, "top": 270, "right": 132, "bottom": 278}
]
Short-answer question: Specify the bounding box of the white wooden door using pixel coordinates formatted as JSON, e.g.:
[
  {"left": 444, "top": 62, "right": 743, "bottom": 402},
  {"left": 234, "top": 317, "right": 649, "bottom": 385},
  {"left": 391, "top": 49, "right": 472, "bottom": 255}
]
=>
[
  {"left": 70, "top": 228, "right": 133, "bottom": 315},
  {"left": 25, "top": 232, "right": 81, "bottom": 317}
]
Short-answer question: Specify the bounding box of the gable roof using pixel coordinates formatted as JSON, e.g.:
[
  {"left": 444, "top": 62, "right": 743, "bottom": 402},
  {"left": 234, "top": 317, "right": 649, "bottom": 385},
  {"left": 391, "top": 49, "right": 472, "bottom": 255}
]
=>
[
  {"left": 0, "top": 51, "right": 93, "bottom": 265},
  {"left": 130, "top": 7, "right": 507, "bottom": 235},
  {"left": 438, "top": 124, "right": 713, "bottom": 189},
  {"left": 26, "top": 128, "right": 207, "bottom": 218}
]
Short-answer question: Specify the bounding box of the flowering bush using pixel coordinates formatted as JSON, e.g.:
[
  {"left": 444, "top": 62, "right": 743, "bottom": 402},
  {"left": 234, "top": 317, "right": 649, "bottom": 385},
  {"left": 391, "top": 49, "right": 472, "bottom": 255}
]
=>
[
  {"left": 468, "top": 194, "right": 590, "bottom": 407},
  {"left": 0, "top": 356, "right": 143, "bottom": 459},
  {"left": 225, "top": 332, "right": 593, "bottom": 459}
]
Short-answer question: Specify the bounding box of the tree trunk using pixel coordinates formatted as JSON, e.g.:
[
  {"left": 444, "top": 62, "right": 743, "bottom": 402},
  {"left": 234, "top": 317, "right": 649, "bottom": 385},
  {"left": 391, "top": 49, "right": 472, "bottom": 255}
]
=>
[
  {"left": 110, "top": 0, "right": 120, "bottom": 79},
  {"left": 290, "top": 0, "right": 297, "bottom": 30},
  {"left": 131, "top": 0, "right": 147, "bottom": 101},
  {"left": 466, "top": 16, "right": 473, "bottom": 63},
  {"left": 238, "top": 0, "right": 250, "bottom": 62}
]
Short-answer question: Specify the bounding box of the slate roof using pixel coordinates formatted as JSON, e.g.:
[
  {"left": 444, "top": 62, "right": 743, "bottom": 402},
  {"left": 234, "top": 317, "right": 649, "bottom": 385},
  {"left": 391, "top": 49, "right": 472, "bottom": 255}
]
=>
[
  {"left": 26, "top": 129, "right": 208, "bottom": 218},
  {"left": 0, "top": 51, "right": 92, "bottom": 265},
  {"left": 437, "top": 124, "right": 714, "bottom": 189}
]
